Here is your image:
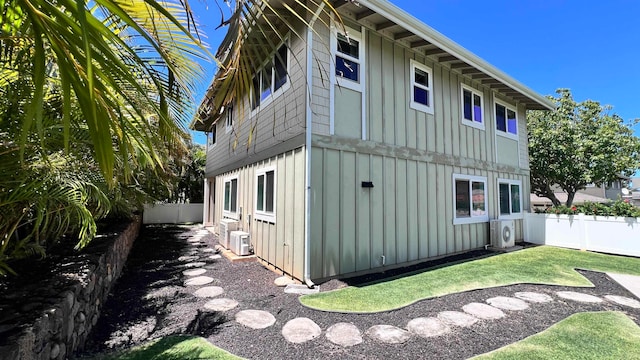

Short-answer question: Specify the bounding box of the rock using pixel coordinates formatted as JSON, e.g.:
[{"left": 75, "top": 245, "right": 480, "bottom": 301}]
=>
[
  {"left": 325, "top": 323, "right": 362, "bottom": 347},
  {"left": 556, "top": 291, "right": 603, "bottom": 303},
  {"left": 235, "top": 310, "right": 276, "bottom": 329},
  {"left": 184, "top": 276, "right": 214, "bottom": 286},
  {"left": 406, "top": 317, "right": 450, "bottom": 338},
  {"left": 462, "top": 303, "right": 505, "bottom": 320},
  {"left": 183, "top": 268, "right": 207, "bottom": 277},
  {"left": 437, "top": 311, "right": 478, "bottom": 327},
  {"left": 365, "top": 325, "right": 412, "bottom": 344},
  {"left": 183, "top": 262, "right": 207, "bottom": 268},
  {"left": 203, "top": 298, "right": 239, "bottom": 312},
  {"left": 274, "top": 276, "right": 296, "bottom": 287},
  {"left": 281, "top": 318, "right": 322, "bottom": 344},
  {"left": 194, "top": 286, "right": 225, "bottom": 298},
  {"left": 50, "top": 343, "right": 60, "bottom": 359},
  {"left": 604, "top": 295, "right": 640, "bottom": 308},
  {"left": 76, "top": 312, "right": 86, "bottom": 323},
  {"left": 514, "top": 292, "right": 553, "bottom": 303},
  {"left": 486, "top": 296, "right": 529, "bottom": 311}
]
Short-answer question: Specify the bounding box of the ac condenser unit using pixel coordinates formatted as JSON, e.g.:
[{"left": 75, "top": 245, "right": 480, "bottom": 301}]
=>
[
  {"left": 229, "top": 231, "right": 251, "bottom": 256},
  {"left": 490, "top": 220, "right": 515, "bottom": 248},
  {"left": 219, "top": 219, "right": 238, "bottom": 249}
]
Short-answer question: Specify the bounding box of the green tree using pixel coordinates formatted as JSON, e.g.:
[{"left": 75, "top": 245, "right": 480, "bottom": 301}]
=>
[{"left": 528, "top": 89, "right": 640, "bottom": 207}]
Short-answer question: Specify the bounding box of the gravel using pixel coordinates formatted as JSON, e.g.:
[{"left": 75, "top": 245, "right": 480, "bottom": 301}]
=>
[{"left": 79, "top": 225, "right": 640, "bottom": 360}]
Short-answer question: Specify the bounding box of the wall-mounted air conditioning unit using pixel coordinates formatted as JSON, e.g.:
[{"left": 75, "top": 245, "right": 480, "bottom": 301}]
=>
[
  {"left": 229, "top": 231, "right": 251, "bottom": 256},
  {"left": 219, "top": 219, "right": 238, "bottom": 249},
  {"left": 490, "top": 219, "right": 515, "bottom": 248}
]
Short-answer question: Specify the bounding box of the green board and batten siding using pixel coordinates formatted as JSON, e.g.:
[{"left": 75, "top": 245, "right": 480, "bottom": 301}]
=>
[{"left": 308, "top": 25, "right": 530, "bottom": 280}]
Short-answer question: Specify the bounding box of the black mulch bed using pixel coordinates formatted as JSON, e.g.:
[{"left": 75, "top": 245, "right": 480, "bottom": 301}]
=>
[{"left": 79, "top": 225, "right": 640, "bottom": 360}]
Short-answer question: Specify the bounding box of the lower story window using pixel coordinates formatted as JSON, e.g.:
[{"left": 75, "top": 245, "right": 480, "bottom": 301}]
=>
[
  {"left": 224, "top": 177, "right": 238, "bottom": 215},
  {"left": 255, "top": 168, "right": 276, "bottom": 222},
  {"left": 453, "top": 174, "right": 488, "bottom": 224},
  {"left": 498, "top": 179, "right": 523, "bottom": 218}
]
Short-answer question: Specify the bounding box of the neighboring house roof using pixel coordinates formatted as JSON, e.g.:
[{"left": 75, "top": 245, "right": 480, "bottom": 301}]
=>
[
  {"left": 530, "top": 192, "right": 610, "bottom": 206},
  {"left": 191, "top": 0, "right": 555, "bottom": 132}
]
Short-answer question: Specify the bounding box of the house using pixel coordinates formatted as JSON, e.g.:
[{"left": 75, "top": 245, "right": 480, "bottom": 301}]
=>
[{"left": 191, "top": 0, "right": 554, "bottom": 284}]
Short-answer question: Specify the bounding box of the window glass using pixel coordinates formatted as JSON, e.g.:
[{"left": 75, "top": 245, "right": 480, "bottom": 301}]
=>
[
  {"left": 336, "top": 56, "right": 359, "bottom": 82},
  {"left": 414, "top": 86, "right": 429, "bottom": 106},
  {"left": 260, "top": 64, "right": 272, "bottom": 101},
  {"left": 224, "top": 181, "right": 231, "bottom": 211},
  {"left": 274, "top": 44, "right": 288, "bottom": 91},
  {"left": 414, "top": 68, "right": 429, "bottom": 87},
  {"left": 463, "top": 89, "right": 472, "bottom": 121},
  {"left": 256, "top": 174, "right": 264, "bottom": 211},
  {"left": 265, "top": 170, "right": 275, "bottom": 213},
  {"left": 455, "top": 179, "right": 471, "bottom": 218},
  {"left": 510, "top": 184, "right": 521, "bottom": 213},
  {"left": 499, "top": 183, "right": 510, "bottom": 214},
  {"left": 472, "top": 181, "right": 486, "bottom": 216},
  {"left": 252, "top": 75, "right": 260, "bottom": 109},
  {"left": 230, "top": 179, "right": 237, "bottom": 213},
  {"left": 496, "top": 104, "right": 506, "bottom": 132},
  {"left": 507, "top": 109, "right": 517, "bottom": 134},
  {"left": 473, "top": 94, "right": 482, "bottom": 123},
  {"left": 337, "top": 34, "right": 359, "bottom": 58},
  {"left": 226, "top": 104, "right": 233, "bottom": 129}
]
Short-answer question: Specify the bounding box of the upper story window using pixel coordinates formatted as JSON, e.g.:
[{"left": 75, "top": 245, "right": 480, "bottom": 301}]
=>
[
  {"left": 207, "top": 124, "right": 217, "bottom": 148},
  {"left": 498, "top": 179, "right": 523, "bottom": 219},
  {"left": 255, "top": 167, "right": 276, "bottom": 223},
  {"left": 251, "top": 42, "right": 290, "bottom": 111},
  {"left": 223, "top": 176, "right": 238, "bottom": 218},
  {"left": 453, "top": 174, "right": 489, "bottom": 225},
  {"left": 410, "top": 59, "right": 434, "bottom": 114},
  {"left": 225, "top": 103, "right": 233, "bottom": 133},
  {"left": 495, "top": 101, "right": 518, "bottom": 138},
  {"left": 333, "top": 27, "right": 363, "bottom": 92},
  {"left": 461, "top": 84, "right": 483, "bottom": 129}
]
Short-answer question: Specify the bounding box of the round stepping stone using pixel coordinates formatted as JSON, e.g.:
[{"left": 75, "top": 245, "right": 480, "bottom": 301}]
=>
[
  {"left": 366, "top": 325, "right": 412, "bottom": 344},
  {"left": 178, "top": 255, "right": 199, "bottom": 262},
  {"left": 182, "top": 268, "right": 207, "bottom": 277},
  {"left": 326, "top": 323, "right": 362, "bottom": 347},
  {"left": 514, "top": 292, "right": 553, "bottom": 303},
  {"left": 486, "top": 297, "right": 529, "bottom": 311},
  {"left": 183, "top": 262, "right": 206, "bottom": 268},
  {"left": 274, "top": 276, "right": 296, "bottom": 287},
  {"left": 208, "top": 255, "right": 222, "bottom": 260},
  {"left": 184, "top": 276, "right": 214, "bottom": 286},
  {"left": 194, "top": 286, "right": 224, "bottom": 298},
  {"left": 282, "top": 318, "right": 322, "bottom": 344},
  {"left": 204, "top": 298, "right": 238, "bottom": 312},
  {"left": 604, "top": 295, "right": 640, "bottom": 308},
  {"left": 407, "top": 317, "right": 450, "bottom": 338},
  {"left": 201, "top": 248, "right": 216, "bottom": 253},
  {"left": 235, "top": 310, "right": 276, "bottom": 329},
  {"left": 462, "top": 303, "right": 505, "bottom": 320},
  {"left": 188, "top": 238, "right": 203, "bottom": 243},
  {"left": 437, "top": 311, "right": 478, "bottom": 327},
  {"left": 556, "top": 291, "right": 602, "bottom": 303}
]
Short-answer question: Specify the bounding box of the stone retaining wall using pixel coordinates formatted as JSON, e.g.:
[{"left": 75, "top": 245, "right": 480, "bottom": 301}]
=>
[{"left": 0, "top": 217, "right": 141, "bottom": 360}]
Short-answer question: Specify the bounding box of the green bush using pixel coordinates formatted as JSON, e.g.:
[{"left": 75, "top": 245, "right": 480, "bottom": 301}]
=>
[{"left": 538, "top": 200, "right": 640, "bottom": 218}]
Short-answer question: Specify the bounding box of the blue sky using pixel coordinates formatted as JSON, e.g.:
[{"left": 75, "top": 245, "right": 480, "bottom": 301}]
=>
[{"left": 189, "top": 0, "right": 640, "bottom": 175}]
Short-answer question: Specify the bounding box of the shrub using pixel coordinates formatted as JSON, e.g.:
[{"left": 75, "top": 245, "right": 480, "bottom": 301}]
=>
[{"left": 541, "top": 200, "right": 640, "bottom": 218}]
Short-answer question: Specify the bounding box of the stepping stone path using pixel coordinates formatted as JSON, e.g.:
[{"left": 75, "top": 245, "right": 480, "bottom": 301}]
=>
[
  {"left": 462, "top": 303, "right": 505, "bottom": 320},
  {"left": 438, "top": 311, "right": 478, "bottom": 327},
  {"left": 178, "top": 255, "right": 199, "bottom": 262},
  {"left": 326, "top": 323, "right": 362, "bottom": 347},
  {"left": 604, "top": 295, "right": 640, "bottom": 308},
  {"left": 204, "top": 298, "right": 238, "bottom": 312},
  {"left": 407, "top": 317, "right": 450, "bottom": 338},
  {"left": 183, "top": 262, "right": 207, "bottom": 268},
  {"left": 208, "top": 255, "right": 222, "bottom": 260},
  {"left": 194, "top": 286, "right": 225, "bottom": 298},
  {"left": 235, "top": 310, "right": 276, "bottom": 329},
  {"left": 366, "top": 325, "right": 412, "bottom": 344},
  {"left": 514, "top": 292, "right": 553, "bottom": 303},
  {"left": 183, "top": 268, "right": 207, "bottom": 277},
  {"left": 486, "top": 296, "right": 529, "bottom": 311},
  {"left": 556, "top": 291, "right": 603, "bottom": 303},
  {"left": 282, "top": 318, "right": 322, "bottom": 343},
  {"left": 185, "top": 276, "right": 214, "bottom": 286},
  {"left": 202, "top": 248, "right": 216, "bottom": 253}
]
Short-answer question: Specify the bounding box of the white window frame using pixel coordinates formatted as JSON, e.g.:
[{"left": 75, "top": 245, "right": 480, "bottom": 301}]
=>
[
  {"left": 460, "top": 84, "right": 484, "bottom": 130},
  {"left": 254, "top": 167, "right": 276, "bottom": 223},
  {"left": 225, "top": 103, "right": 233, "bottom": 133},
  {"left": 409, "top": 59, "right": 434, "bottom": 115},
  {"left": 494, "top": 100, "right": 518, "bottom": 140},
  {"left": 497, "top": 178, "right": 523, "bottom": 220},
  {"left": 332, "top": 27, "right": 363, "bottom": 93},
  {"left": 222, "top": 175, "right": 239, "bottom": 220},
  {"left": 250, "top": 40, "right": 291, "bottom": 113},
  {"left": 452, "top": 174, "right": 489, "bottom": 225}
]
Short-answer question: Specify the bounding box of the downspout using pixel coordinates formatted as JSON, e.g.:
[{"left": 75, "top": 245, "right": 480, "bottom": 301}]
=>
[{"left": 304, "top": 2, "right": 325, "bottom": 288}]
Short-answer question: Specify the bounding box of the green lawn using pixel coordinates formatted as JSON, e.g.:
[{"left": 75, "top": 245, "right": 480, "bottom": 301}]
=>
[
  {"left": 300, "top": 246, "right": 640, "bottom": 313},
  {"left": 472, "top": 311, "right": 640, "bottom": 360},
  {"left": 97, "top": 336, "right": 242, "bottom": 360}
]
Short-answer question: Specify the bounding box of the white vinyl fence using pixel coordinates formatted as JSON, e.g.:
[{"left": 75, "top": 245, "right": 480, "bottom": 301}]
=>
[
  {"left": 524, "top": 213, "right": 640, "bottom": 257},
  {"left": 143, "top": 203, "right": 203, "bottom": 224}
]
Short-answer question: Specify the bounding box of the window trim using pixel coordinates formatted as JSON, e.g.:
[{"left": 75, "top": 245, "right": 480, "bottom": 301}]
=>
[
  {"left": 222, "top": 175, "right": 239, "bottom": 220},
  {"left": 460, "top": 84, "right": 484, "bottom": 130},
  {"left": 250, "top": 40, "right": 291, "bottom": 113},
  {"left": 333, "top": 27, "right": 363, "bottom": 92},
  {"left": 409, "top": 59, "right": 434, "bottom": 115},
  {"left": 497, "top": 178, "right": 524, "bottom": 220},
  {"left": 494, "top": 100, "right": 519, "bottom": 140},
  {"left": 254, "top": 166, "right": 276, "bottom": 223},
  {"left": 452, "top": 174, "right": 489, "bottom": 225}
]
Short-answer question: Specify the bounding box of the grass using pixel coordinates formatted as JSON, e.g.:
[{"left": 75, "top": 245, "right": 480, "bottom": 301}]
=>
[
  {"left": 300, "top": 246, "right": 640, "bottom": 313},
  {"left": 472, "top": 311, "right": 640, "bottom": 359},
  {"left": 97, "top": 335, "right": 242, "bottom": 360}
]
